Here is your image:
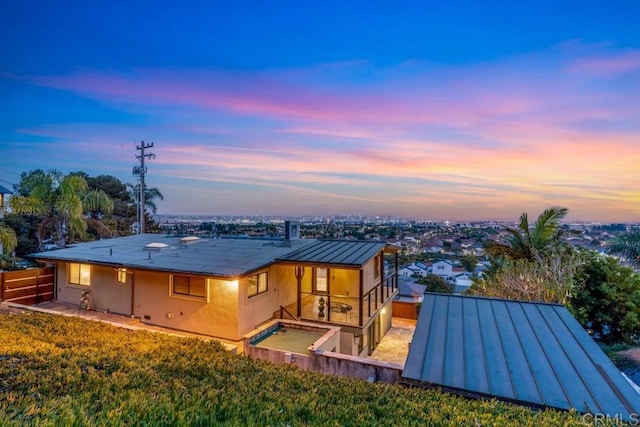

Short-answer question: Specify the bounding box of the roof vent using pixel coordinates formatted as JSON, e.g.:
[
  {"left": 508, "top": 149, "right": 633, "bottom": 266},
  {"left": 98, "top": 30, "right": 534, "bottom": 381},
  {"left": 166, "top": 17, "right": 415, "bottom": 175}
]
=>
[
  {"left": 179, "top": 236, "right": 200, "bottom": 245},
  {"left": 144, "top": 242, "right": 169, "bottom": 251}
]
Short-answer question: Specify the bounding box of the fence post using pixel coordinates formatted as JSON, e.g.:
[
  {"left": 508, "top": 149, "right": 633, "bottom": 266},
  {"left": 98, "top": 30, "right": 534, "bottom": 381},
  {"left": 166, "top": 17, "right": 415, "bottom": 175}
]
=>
[{"left": 0, "top": 271, "right": 4, "bottom": 302}]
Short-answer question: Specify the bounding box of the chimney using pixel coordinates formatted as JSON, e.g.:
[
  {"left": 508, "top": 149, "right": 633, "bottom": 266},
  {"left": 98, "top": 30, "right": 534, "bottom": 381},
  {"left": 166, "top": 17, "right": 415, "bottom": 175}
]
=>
[{"left": 284, "top": 220, "right": 300, "bottom": 241}]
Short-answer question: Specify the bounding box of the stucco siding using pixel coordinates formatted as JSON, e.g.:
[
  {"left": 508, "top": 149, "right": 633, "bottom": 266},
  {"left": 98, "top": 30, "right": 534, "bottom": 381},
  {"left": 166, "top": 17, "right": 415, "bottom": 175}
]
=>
[{"left": 134, "top": 270, "right": 241, "bottom": 340}]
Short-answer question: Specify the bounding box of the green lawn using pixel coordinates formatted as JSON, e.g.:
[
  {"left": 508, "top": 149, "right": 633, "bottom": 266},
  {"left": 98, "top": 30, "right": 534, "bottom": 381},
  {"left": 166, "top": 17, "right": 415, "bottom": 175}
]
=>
[{"left": 0, "top": 312, "right": 588, "bottom": 426}]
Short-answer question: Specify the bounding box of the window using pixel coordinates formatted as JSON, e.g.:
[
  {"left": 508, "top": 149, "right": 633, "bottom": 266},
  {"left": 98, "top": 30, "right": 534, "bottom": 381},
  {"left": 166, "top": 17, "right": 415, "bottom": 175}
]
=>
[
  {"left": 374, "top": 256, "right": 381, "bottom": 278},
  {"left": 117, "top": 268, "right": 127, "bottom": 283},
  {"left": 248, "top": 272, "right": 268, "bottom": 298},
  {"left": 314, "top": 268, "right": 328, "bottom": 293},
  {"left": 69, "top": 263, "right": 91, "bottom": 286},
  {"left": 171, "top": 275, "right": 207, "bottom": 299}
]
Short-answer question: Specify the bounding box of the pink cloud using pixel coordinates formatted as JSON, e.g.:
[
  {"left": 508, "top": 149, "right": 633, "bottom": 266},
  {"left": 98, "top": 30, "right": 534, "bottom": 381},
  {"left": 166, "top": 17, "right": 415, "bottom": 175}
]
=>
[{"left": 567, "top": 50, "right": 640, "bottom": 76}]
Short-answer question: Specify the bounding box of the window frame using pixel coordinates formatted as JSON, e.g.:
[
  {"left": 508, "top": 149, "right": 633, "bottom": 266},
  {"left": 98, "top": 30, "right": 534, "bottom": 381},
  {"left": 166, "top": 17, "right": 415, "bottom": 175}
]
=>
[
  {"left": 69, "top": 263, "right": 91, "bottom": 286},
  {"left": 116, "top": 268, "right": 127, "bottom": 284},
  {"left": 170, "top": 274, "right": 208, "bottom": 302},
  {"left": 247, "top": 272, "right": 268, "bottom": 298},
  {"left": 313, "top": 267, "right": 329, "bottom": 294}
]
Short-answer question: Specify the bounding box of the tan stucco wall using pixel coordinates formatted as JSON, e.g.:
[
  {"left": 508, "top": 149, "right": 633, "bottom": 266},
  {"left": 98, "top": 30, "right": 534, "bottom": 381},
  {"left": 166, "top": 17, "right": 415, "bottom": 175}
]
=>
[
  {"left": 329, "top": 268, "right": 359, "bottom": 297},
  {"left": 55, "top": 263, "right": 131, "bottom": 315},
  {"left": 134, "top": 270, "right": 241, "bottom": 341},
  {"left": 362, "top": 252, "right": 383, "bottom": 295}
]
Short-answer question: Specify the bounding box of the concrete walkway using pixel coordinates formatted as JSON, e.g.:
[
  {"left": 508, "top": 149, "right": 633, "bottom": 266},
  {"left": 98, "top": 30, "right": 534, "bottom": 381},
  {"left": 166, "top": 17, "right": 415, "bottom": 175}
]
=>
[
  {"left": 368, "top": 317, "right": 416, "bottom": 367},
  {"left": 2, "top": 301, "right": 239, "bottom": 353}
]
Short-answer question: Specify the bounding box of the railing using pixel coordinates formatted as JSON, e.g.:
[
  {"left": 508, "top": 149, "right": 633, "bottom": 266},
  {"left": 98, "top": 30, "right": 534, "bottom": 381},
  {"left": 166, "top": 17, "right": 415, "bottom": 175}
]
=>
[
  {"left": 279, "top": 305, "right": 299, "bottom": 321},
  {"left": 361, "top": 272, "right": 398, "bottom": 325}
]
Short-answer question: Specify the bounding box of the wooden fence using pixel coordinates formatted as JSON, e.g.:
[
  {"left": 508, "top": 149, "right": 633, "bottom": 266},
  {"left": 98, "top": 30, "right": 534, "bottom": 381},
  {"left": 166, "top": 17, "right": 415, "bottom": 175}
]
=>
[
  {"left": 392, "top": 301, "right": 418, "bottom": 319},
  {"left": 0, "top": 267, "right": 54, "bottom": 305}
]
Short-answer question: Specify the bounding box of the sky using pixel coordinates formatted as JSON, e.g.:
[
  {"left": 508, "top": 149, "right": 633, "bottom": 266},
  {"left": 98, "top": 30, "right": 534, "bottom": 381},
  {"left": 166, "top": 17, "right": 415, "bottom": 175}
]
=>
[{"left": 1, "top": 1, "right": 639, "bottom": 222}]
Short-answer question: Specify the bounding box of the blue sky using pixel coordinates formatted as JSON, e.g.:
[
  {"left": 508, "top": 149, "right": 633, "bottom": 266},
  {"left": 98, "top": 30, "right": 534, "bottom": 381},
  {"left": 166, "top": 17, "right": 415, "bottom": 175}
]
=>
[{"left": 2, "top": 1, "right": 639, "bottom": 221}]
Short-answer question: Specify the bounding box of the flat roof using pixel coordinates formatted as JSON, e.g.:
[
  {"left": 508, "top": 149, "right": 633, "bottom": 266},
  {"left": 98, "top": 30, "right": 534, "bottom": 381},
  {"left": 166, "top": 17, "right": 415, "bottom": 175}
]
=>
[
  {"left": 29, "top": 234, "right": 317, "bottom": 278},
  {"left": 402, "top": 293, "right": 640, "bottom": 420},
  {"left": 275, "top": 240, "right": 386, "bottom": 267}
]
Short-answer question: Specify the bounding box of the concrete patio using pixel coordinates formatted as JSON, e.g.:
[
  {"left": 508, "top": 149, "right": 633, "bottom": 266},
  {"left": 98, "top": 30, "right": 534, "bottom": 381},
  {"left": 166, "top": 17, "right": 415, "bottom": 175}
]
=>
[{"left": 368, "top": 317, "right": 416, "bottom": 367}]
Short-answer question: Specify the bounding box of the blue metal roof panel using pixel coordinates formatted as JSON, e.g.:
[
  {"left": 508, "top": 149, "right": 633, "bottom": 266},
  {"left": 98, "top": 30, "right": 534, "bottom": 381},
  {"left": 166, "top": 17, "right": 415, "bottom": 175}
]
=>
[
  {"left": 402, "top": 294, "right": 640, "bottom": 420},
  {"left": 476, "top": 298, "right": 514, "bottom": 399},
  {"left": 276, "top": 240, "right": 386, "bottom": 266},
  {"left": 403, "top": 295, "right": 434, "bottom": 380},
  {"left": 444, "top": 296, "right": 465, "bottom": 388},
  {"left": 422, "top": 296, "right": 448, "bottom": 384},
  {"left": 462, "top": 298, "right": 490, "bottom": 394},
  {"left": 506, "top": 302, "right": 567, "bottom": 408}
]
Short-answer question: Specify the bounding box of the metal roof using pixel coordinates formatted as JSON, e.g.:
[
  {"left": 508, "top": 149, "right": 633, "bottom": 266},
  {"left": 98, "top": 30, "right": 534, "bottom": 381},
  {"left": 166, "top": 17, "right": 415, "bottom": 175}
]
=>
[
  {"left": 0, "top": 184, "right": 12, "bottom": 194},
  {"left": 402, "top": 293, "right": 640, "bottom": 420},
  {"left": 29, "top": 234, "right": 317, "bottom": 278},
  {"left": 275, "top": 240, "right": 386, "bottom": 266}
]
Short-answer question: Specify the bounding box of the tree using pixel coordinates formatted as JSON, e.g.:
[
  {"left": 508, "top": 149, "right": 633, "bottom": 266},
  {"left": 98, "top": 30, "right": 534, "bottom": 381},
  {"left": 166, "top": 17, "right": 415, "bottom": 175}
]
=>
[
  {"left": 417, "top": 274, "right": 453, "bottom": 294},
  {"left": 467, "top": 248, "right": 582, "bottom": 303},
  {"left": 474, "top": 207, "right": 579, "bottom": 303},
  {"left": 608, "top": 230, "right": 640, "bottom": 269},
  {"left": 484, "top": 206, "right": 568, "bottom": 263},
  {"left": 10, "top": 170, "right": 90, "bottom": 247},
  {"left": 460, "top": 254, "right": 478, "bottom": 273},
  {"left": 569, "top": 250, "right": 640, "bottom": 344},
  {"left": 0, "top": 223, "right": 17, "bottom": 255},
  {"left": 127, "top": 183, "right": 164, "bottom": 233},
  {"left": 1, "top": 213, "right": 39, "bottom": 257},
  {"left": 87, "top": 175, "right": 136, "bottom": 237}
]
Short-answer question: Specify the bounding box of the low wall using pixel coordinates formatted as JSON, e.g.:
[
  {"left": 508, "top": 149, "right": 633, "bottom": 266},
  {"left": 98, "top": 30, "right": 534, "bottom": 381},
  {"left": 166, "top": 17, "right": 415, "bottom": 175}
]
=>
[
  {"left": 243, "top": 319, "right": 340, "bottom": 371},
  {"left": 310, "top": 350, "right": 402, "bottom": 383}
]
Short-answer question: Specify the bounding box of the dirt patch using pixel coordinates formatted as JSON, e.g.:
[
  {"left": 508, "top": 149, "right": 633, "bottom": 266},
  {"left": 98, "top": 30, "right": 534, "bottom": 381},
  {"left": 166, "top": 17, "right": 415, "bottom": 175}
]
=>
[
  {"left": 616, "top": 347, "right": 640, "bottom": 385},
  {"left": 0, "top": 304, "right": 25, "bottom": 315}
]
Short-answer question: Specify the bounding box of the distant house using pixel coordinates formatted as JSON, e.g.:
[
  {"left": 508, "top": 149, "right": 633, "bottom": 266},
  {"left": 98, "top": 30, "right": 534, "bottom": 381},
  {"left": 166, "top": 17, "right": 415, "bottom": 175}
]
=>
[
  {"left": 30, "top": 222, "right": 399, "bottom": 357},
  {"left": 453, "top": 273, "right": 473, "bottom": 293},
  {"left": 398, "top": 262, "right": 428, "bottom": 278},
  {"left": 0, "top": 184, "right": 11, "bottom": 218},
  {"left": 429, "top": 259, "right": 454, "bottom": 281},
  {"left": 403, "top": 293, "right": 640, "bottom": 420}
]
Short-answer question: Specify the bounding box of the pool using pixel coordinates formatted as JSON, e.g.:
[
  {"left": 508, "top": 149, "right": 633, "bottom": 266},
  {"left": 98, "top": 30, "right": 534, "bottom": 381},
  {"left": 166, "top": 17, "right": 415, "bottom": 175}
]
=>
[
  {"left": 252, "top": 325, "right": 323, "bottom": 355},
  {"left": 244, "top": 320, "right": 341, "bottom": 369}
]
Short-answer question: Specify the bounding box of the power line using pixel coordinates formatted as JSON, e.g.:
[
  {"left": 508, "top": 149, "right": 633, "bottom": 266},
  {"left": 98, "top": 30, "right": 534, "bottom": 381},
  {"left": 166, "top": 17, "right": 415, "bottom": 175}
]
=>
[{"left": 132, "top": 141, "right": 155, "bottom": 234}]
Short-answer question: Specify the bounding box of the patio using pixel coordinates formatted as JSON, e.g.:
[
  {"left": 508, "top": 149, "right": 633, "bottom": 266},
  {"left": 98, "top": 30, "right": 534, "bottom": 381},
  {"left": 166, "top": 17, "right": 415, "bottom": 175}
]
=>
[{"left": 368, "top": 317, "right": 416, "bottom": 367}]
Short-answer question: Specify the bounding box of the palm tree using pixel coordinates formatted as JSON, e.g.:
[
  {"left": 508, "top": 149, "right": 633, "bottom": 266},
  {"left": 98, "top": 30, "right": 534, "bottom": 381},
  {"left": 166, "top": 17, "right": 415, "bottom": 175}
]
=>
[
  {"left": 609, "top": 230, "right": 640, "bottom": 268},
  {"left": 484, "top": 206, "right": 569, "bottom": 262},
  {"left": 127, "top": 183, "right": 164, "bottom": 214},
  {"left": 10, "top": 171, "right": 92, "bottom": 247}
]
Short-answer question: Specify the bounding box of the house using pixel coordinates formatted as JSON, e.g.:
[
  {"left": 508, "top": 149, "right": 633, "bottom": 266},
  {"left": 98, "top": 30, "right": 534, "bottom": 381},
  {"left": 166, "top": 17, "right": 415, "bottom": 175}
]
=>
[
  {"left": 0, "top": 184, "right": 11, "bottom": 218},
  {"left": 453, "top": 273, "right": 473, "bottom": 293},
  {"left": 29, "top": 222, "right": 399, "bottom": 357},
  {"left": 398, "top": 261, "right": 428, "bottom": 278},
  {"left": 402, "top": 293, "right": 640, "bottom": 421},
  {"left": 429, "top": 259, "right": 454, "bottom": 281}
]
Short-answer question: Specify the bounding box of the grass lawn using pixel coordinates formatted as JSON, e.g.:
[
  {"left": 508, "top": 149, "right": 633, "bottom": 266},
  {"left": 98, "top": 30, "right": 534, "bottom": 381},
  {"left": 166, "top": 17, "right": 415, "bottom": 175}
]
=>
[{"left": 0, "top": 312, "right": 588, "bottom": 426}]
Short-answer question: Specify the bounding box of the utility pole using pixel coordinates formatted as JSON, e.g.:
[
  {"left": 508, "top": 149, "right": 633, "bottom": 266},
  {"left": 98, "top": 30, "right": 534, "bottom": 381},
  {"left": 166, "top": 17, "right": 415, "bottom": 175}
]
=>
[{"left": 132, "top": 141, "right": 155, "bottom": 234}]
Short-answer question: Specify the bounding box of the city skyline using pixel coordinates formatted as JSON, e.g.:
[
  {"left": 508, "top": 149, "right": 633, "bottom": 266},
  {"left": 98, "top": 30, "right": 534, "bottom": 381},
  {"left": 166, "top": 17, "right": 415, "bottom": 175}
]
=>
[{"left": 2, "top": 2, "right": 639, "bottom": 222}]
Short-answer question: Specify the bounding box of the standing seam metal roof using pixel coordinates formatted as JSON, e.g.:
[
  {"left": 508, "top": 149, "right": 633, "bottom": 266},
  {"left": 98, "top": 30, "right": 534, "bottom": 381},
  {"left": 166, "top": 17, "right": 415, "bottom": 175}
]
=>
[
  {"left": 402, "top": 293, "right": 640, "bottom": 420},
  {"left": 275, "top": 240, "right": 386, "bottom": 266}
]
